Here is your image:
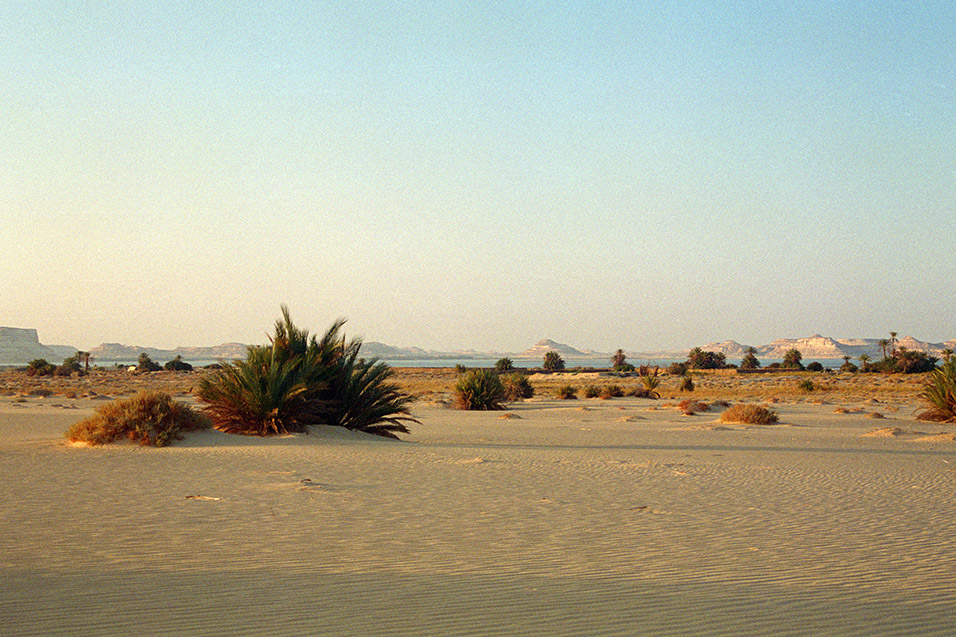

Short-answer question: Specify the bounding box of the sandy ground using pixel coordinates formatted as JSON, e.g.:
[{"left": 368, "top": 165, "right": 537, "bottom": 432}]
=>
[{"left": 2, "top": 388, "right": 955, "bottom": 635}]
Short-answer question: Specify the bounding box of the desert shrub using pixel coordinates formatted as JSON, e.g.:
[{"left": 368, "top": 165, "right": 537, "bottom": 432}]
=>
[
  {"left": 556, "top": 384, "right": 577, "bottom": 399},
  {"left": 601, "top": 384, "right": 624, "bottom": 399},
  {"left": 687, "top": 348, "right": 727, "bottom": 370},
  {"left": 26, "top": 359, "right": 55, "bottom": 377},
  {"left": 766, "top": 362, "right": 783, "bottom": 369},
  {"left": 916, "top": 359, "right": 956, "bottom": 422},
  {"left": 164, "top": 355, "right": 193, "bottom": 371},
  {"left": 679, "top": 374, "right": 695, "bottom": 392},
  {"left": 667, "top": 362, "right": 689, "bottom": 376},
  {"left": 543, "top": 351, "right": 565, "bottom": 371},
  {"left": 839, "top": 361, "right": 858, "bottom": 373},
  {"left": 495, "top": 357, "right": 514, "bottom": 372},
  {"left": 895, "top": 350, "right": 938, "bottom": 374},
  {"left": 137, "top": 353, "right": 162, "bottom": 372},
  {"left": 678, "top": 399, "right": 708, "bottom": 415},
  {"left": 55, "top": 354, "right": 84, "bottom": 377},
  {"left": 806, "top": 361, "right": 825, "bottom": 372},
  {"left": 65, "top": 390, "right": 210, "bottom": 447},
  {"left": 28, "top": 388, "right": 53, "bottom": 397},
  {"left": 631, "top": 387, "right": 660, "bottom": 399},
  {"left": 614, "top": 363, "right": 636, "bottom": 373},
  {"left": 798, "top": 379, "right": 815, "bottom": 392},
  {"left": 502, "top": 373, "right": 534, "bottom": 401},
  {"left": 454, "top": 364, "right": 468, "bottom": 375},
  {"left": 720, "top": 404, "right": 779, "bottom": 425},
  {"left": 782, "top": 349, "right": 804, "bottom": 369},
  {"left": 583, "top": 385, "right": 601, "bottom": 398},
  {"left": 453, "top": 369, "right": 506, "bottom": 410},
  {"left": 641, "top": 374, "right": 660, "bottom": 390},
  {"left": 199, "top": 307, "right": 417, "bottom": 438}
]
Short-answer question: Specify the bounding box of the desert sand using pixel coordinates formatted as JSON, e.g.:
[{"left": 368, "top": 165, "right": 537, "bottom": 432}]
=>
[{"left": 2, "top": 377, "right": 955, "bottom": 635}]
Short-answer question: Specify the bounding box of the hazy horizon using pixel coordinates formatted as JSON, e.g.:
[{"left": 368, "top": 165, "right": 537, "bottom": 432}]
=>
[{"left": 3, "top": 2, "right": 954, "bottom": 352}]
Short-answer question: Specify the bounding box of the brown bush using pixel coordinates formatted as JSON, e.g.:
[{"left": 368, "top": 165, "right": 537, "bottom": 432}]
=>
[{"left": 720, "top": 404, "right": 779, "bottom": 425}]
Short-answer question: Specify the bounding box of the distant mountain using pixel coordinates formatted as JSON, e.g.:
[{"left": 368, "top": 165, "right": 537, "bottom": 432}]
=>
[
  {"left": 516, "top": 339, "right": 597, "bottom": 359},
  {"left": 360, "top": 341, "right": 480, "bottom": 360},
  {"left": 89, "top": 342, "right": 249, "bottom": 363},
  {"left": 0, "top": 327, "right": 77, "bottom": 365}
]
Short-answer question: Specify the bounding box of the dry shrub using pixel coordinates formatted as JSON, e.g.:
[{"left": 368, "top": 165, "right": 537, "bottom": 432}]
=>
[
  {"left": 677, "top": 399, "right": 709, "bottom": 415},
  {"left": 720, "top": 403, "right": 779, "bottom": 425},
  {"left": 556, "top": 384, "right": 577, "bottom": 400},
  {"left": 65, "top": 390, "right": 211, "bottom": 447},
  {"left": 583, "top": 385, "right": 601, "bottom": 398},
  {"left": 630, "top": 387, "right": 660, "bottom": 399}
]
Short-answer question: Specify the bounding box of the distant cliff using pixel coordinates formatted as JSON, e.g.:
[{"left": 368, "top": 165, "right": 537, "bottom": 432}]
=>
[{"left": 0, "top": 327, "right": 76, "bottom": 365}]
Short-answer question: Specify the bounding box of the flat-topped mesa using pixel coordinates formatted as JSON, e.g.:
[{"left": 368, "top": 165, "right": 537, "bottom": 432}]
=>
[{"left": 0, "top": 327, "right": 55, "bottom": 365}]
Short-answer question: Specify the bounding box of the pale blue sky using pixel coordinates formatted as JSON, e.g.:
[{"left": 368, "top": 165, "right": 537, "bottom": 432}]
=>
[{"left": 2, "top": 2, "right": 954, "bottom": 351}]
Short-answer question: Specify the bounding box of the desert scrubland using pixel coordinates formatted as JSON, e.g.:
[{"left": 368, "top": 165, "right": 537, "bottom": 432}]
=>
[{"left": 1, "top": 367, "right": 954, "bottom": 635}]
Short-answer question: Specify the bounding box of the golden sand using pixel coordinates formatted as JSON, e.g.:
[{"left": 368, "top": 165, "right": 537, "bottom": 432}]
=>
[{"left": 1, "top": 371, "right": 954, "bottom": 634}]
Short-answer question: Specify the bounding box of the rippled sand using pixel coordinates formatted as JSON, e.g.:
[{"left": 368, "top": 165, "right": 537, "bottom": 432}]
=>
[{"left": 2, "top": 396, "right": 955, "bottom": 635}]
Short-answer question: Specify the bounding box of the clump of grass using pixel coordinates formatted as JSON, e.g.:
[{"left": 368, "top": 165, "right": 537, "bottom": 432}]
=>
[
  {"left": 65, "top": 390, "right": 211, "bottom": 447},
  {"left": 454, "top": 369, "right": 506, "bottom": 410},
  {"left": 630, "top": 387, "right": 660, "bottom": 399},
  {"left": 583, "top": 385, "right": 601, "bottom": 398},
  {"left": 798, "top": 379, "right": 815, "bottom": 392},
  {"left": 679, "top": 375, "right": 694, "bottom": 392},
  {"left": 917, "top": 359, "right": 956, "bottom": 423},
  {"left": 28, "top": 388, "right": 53, "bottom": 397},
  {"left": 601, "top": 384, "right": 624, "bottom": 399},
  {"left": 720, "top": 404, "right": 779, "bottom": 425},
  {"left": 502, "top": 373, "right": 534, "bottom": 401},
  {"left": 556, "top": 384, "right": 577, "bottom": 399}
]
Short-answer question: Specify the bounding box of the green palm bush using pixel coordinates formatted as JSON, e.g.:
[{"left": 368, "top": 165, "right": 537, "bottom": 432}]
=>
[
  {"left": 65, "top": 390, "right": 210, "bottom": 447},
  {"left": 502, "top": 373, "right": 534, "bottom": 401},
  {"left": 198, "top": 306, "right": 416, "bottom": 438},
  {"left": 583, "top": 384, "right": 601, "bottom": 398},
  {"left": 454, "top": 369, "right": 506, "bottom": 410},
  {"left": 601, "top": 384, "right": 624, "bottom": 398},
  {"left": 198, "top": 345, "right": 329, "bottom": 435},
  {"left": 679, "top": 374, "right": 694, "bottom": 392},
  {"left": 917, "top": 359, "right": 956, "bottom": 422},
  {"left": 325, "top": 347, "right": 418, "bottom": 439},
  {"left": 495, "top": 357, "right": 514, "bottom": 372}
]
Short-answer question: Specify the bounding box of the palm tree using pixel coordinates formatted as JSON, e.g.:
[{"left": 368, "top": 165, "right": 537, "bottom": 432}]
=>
[
  {"left": 611, "top": 349, "right": 627, "bottom": 368},
  {"left": 942, "top": 349, "right": 953, "bottom": 362},
  {"left": 859, "top": 353, "right": 871, "bottom": 372},
  {"left": 740, "top": 346, "right": 760, "bottom": 370},
  {"left": 199, "top": 306, "right": 416, "bottom": 438},
  {"left": 878, "top": 339, "right": 890, "bottom": 359},
  {"left": 890, "top": 332, "right": 898, "bottom": 356}
]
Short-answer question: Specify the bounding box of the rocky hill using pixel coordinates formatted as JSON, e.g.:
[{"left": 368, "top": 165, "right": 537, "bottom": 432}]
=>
[{"left": 517, "top": 339, "right": 594, "bottom": 359}]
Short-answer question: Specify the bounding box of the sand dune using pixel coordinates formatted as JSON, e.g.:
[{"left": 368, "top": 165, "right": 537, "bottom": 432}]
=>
[{"left": 2, "top": 396, "right": 955, "bottom": 635}]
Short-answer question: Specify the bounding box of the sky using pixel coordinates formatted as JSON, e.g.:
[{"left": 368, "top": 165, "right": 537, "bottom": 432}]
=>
[{"left": 2, "top": 1, "right": 954, "bottom": 352}]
